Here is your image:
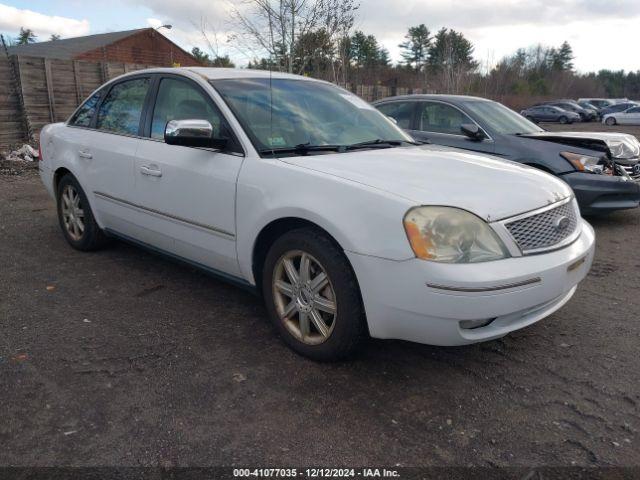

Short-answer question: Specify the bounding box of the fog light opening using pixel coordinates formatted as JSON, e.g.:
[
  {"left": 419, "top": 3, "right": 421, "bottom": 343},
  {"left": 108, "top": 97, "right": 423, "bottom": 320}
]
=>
[{"left": 460, "top": 318, "right": 496, "bottom": 330}]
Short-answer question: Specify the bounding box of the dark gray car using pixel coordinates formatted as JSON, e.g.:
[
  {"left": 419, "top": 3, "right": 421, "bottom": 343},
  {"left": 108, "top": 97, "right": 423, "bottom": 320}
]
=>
[
  {"left": 600, "top": 102, "right": 639, "bottom": 116},
  {"left": 373, "top": 94, "right": 640, "bottom": 215},
  {"left": 543, "top": 100, "right": 595, "bottom": 121},
  {"left": 520, "top": 105, "right": 580, "bottom": 124}
]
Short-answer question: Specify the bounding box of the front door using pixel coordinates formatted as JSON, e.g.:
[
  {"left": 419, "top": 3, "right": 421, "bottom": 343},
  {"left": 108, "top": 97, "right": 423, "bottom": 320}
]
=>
[
  {"left": 620, "top": 107, "right": 640, "bottom": 125},
  {"left": 133, "top": 76, "right": 244, "bottom": 276},
  {"left": 409, "top": 101, "right": 495, "bottom": 155}
]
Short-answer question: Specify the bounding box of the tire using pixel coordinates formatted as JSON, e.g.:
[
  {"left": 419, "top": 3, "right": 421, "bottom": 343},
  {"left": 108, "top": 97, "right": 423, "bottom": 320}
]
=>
[
  {"left": 605, "top": 117, "right": 616, "bottom": 126},
  {"left": 56, "top": 173, "right": 110, "bottom": 251},
  {"left": 262, "top": 227, "right": 367, "bottom": 361},
  {"left": 559, "top": 116, "right": 568, "bottom": 124}
]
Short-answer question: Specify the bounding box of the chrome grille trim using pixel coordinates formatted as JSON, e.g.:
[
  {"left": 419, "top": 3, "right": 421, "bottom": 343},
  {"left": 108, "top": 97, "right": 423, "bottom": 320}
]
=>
[{"left": 500, "top": 197, "right": 581, "bottom": 255}]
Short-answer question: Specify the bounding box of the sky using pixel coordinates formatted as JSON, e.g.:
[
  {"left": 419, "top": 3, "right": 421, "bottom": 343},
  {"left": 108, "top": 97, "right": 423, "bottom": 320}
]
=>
[{"left": 1, "top": 0, "right": 639, "bottom": 73}]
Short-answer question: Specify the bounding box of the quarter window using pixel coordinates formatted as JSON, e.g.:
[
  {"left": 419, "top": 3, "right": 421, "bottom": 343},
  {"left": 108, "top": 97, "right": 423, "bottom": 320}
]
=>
[
  {"left": 151, "top": 78, "right": 225, "bottom": 139},
  {"left": 376, "top": 102, "right": 415, "bottom": 129},
  {"left": 417, "top": 102, "right": 474, "bottom": 135},
  {"left": 69, "top": 91, "right": 101, "bottom": 127},
  {"left": 96, "top": 78, "right": 150, "bottom": 135}
]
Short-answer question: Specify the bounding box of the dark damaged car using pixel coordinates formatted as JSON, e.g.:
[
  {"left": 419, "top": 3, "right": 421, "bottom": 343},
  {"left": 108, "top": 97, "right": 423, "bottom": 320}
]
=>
[{"left": 373, "top": 95, "right": 640, "bottom": 215}]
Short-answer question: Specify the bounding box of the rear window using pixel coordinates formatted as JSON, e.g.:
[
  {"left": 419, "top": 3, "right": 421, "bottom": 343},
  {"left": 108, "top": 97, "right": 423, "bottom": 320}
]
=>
[
  {"left": 69, "top": 91, "right": 101, "bottom": 127},
  {"left": 96, "top": 78, "right": 150, "bottom": 136}
]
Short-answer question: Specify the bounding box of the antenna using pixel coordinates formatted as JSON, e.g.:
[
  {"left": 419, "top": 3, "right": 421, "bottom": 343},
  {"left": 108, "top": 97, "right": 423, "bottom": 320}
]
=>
[{"left": 269, "top": 53, "right": 274, "bottom": 156}]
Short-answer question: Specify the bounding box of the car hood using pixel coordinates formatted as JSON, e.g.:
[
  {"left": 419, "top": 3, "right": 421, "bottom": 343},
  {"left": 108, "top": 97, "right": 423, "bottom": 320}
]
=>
[
  {"left": 521, "top": 131, "right": 640, "bottom": 160},
  {"left": 282, "top": 145, "right": 572, "bottom": 222}
]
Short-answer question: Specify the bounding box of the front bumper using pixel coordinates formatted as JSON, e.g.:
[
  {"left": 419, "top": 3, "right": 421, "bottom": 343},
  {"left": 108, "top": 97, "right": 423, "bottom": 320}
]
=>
[
  {"left": 346, "top": 220, "right": 595, "bottom": 346},
  {"left": 561, "top": 171, "right": 640, "bottom": 215}
]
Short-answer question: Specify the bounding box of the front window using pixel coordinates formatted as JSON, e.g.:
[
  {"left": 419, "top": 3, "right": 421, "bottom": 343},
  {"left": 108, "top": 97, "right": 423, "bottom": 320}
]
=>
[
  {"left": 376, "top": 102, "right": 415, "bottom": 129},
  {"left": 417, "top": 102, "right": 474, "bottom": 135},
  {"left": 210, "top": 78, "right": 412, "bottom": 155},
  {"left": 464, "top": 101, "right": 544, "bottom": 135},
  {"left": 151, "top": 78, "right": 226, "bottom": 139}
]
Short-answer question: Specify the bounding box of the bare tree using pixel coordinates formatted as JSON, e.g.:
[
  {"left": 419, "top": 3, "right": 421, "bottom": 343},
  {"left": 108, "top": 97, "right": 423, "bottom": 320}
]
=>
[
  {"left": 320, "top": 0, "right": 359, "bottom": 84},
  {"left": 229, "top": 0, "right": 358, "bottom": 75}
]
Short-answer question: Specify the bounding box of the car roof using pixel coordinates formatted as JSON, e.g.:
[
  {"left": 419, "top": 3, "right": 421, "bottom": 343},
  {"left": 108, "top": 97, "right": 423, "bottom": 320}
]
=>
[
  {"left": 372, "top": 94, "right": 492, "bottom": 104},
  {"left": 113, "top": 66, "right": 326, "bottom": 82}
]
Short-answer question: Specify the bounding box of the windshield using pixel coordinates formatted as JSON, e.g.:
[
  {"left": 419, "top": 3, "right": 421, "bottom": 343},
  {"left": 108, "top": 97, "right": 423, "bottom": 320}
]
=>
[
  {"left": 210, "top": 78, "right": 412, "bottom": 155},
  {"left": 464, "top": 100, "right": 544, "bottom": 135}
]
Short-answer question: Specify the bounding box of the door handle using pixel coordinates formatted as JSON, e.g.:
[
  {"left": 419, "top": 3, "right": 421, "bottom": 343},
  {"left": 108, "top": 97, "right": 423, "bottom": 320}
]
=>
[
  {"left": 140, "top": 165, "right": 162, "bottom": 177},
  {"left": 78, "top": 150, "right": 92, "bottom": 159}
]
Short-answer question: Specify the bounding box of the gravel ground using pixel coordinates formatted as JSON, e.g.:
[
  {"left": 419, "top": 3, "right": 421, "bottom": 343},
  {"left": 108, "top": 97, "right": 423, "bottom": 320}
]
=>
[{"left": 1, "top": 154, "right": 639, "bottom": 469}]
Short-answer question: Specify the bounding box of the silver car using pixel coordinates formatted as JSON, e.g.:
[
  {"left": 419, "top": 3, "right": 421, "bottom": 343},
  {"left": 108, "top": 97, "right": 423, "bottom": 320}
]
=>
[{"left": 603, "top": 106, "right": 640, "bottom": 126}]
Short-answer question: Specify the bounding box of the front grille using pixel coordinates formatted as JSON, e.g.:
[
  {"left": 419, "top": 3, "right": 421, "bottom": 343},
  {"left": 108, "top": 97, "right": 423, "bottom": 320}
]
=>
[
  {"left": 505, "top": 200, "right": 578, "bottom": 253},
  {"left": 621, "top": 164, "right": 640, "bottom": 179}
]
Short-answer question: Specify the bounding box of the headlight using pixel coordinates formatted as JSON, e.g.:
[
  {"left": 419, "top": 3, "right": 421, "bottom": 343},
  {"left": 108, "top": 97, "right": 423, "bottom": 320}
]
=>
[
  {"left": 403, "top": 207, "right": 509, "bottom": 263},
  {"left": 560, "top": 151, "right": 603, "bottom": 174}
]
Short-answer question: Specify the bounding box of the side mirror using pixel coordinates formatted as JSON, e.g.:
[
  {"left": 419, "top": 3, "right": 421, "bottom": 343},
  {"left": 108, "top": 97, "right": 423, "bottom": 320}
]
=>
[
  {"left": 387, "top": 115, "right": 398, "bottom": 125},
  {"left": 164, "top": 119, "right": 228, "bottom": 149},
  {"left": 460, "top": 123, "right": 485, "bottom": 141}
]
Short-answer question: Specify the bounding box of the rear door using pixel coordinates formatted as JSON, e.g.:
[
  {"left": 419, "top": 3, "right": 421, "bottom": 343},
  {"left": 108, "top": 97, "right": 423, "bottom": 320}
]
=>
[
  {"left": 529, "top": 107, "right": 546, "bottom": 121},
  {"left": 410, "top": 101, "right": 495, "bottom": 154},
  {"left": 542, "top": 107, "right": 556, "bottom": 121},
  {"left": 132, "top": 75, "right": 244, "bottom": 276},
  {"left": 68, "top": 76, "right": 151, "bottom": 235}
]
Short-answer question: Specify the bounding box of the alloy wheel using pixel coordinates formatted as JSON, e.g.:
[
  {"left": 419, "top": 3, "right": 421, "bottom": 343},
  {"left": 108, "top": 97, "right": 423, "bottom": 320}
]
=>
[
  {"left": 272, "top": 250, "right": 337, "bottom": 345},
  {"left": 61, "top": 184, "right": 85, "bottom": 241}
]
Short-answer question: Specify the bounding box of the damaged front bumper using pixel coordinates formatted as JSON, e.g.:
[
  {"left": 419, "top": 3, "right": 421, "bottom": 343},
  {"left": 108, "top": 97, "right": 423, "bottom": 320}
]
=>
[{"left": 561, "top": 170, "right": 640, "bottom": 215}]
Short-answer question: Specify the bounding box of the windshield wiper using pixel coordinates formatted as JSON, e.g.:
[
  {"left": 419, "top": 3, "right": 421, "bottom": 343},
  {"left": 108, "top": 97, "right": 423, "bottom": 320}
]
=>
[
  {"left": 345, "top": 139, "right": 420, "bottom": 150},
  {"left": 259, "top": 143, "right": 343, "bottom": 156},
  {"left": 259, "top": 139, "right": 420, "bottom": 156}
]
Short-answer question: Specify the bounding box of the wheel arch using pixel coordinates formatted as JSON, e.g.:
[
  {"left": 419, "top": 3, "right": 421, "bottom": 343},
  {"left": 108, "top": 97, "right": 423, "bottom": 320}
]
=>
[
  {"left": 251, "top": 216, "right": 350, "bottom": 293},
  {"left": 53, "top": 166, "right": 74, "bottom": 194},
  {"left": 52, "top": 166, "right": 105, "bottom": 229}
]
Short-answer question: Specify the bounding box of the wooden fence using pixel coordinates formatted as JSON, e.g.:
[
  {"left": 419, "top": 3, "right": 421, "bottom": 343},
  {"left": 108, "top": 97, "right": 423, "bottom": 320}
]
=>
[
  {"left": 0, "top": 54, "right": 427, "bottom": 152},
  {"left": 0, "top": 55, "right": 158, "bottom": 151}
]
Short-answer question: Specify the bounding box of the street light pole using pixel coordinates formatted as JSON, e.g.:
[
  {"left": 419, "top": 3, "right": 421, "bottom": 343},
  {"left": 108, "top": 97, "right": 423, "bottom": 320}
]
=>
[{"left": 153, "top": 25, "right": 173, "bottom": 66}]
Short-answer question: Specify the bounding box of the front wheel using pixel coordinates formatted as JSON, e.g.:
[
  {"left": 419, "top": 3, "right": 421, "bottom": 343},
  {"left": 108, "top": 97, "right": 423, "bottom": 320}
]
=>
[
  {"left": 605, "top": 117, "right": 616, "bottom": 126},
  {"left": 56, "top": 174, "right": 110, "bottom": 251},
  {"left": 262, "top": 228, "right": 367, "bottom": 361},
  {"left": 559, "top": 116, "right": 568, "bottom": 124}
]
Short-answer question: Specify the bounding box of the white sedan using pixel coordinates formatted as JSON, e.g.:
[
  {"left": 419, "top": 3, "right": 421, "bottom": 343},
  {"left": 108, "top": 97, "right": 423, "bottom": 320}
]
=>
[
  {"left": 38, "top": 68, "right": 595, "bottom": 360},
  {"left": 603, "top": 105, "right": 640, "bottom": 125}
]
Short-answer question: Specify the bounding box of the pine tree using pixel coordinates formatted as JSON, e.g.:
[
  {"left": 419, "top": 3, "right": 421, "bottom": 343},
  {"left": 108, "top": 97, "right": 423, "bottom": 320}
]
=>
[
  {"left": 191, "top": 47, "right": 211, "bottom": 64},
  {"left": 398, "top": 24, "right": 431, "bottom": 71},
  {"left": 549, "top": 41, "right": 574, "bottom": 71},
  {"left": 349, "top": 31, "right": 388, "bottom": 68},
  {"left": 16, "top": 27, "right": 37, "bottom": 45},
  {"left": 428, "top": 28, "right": 476, "bottom": 70}
]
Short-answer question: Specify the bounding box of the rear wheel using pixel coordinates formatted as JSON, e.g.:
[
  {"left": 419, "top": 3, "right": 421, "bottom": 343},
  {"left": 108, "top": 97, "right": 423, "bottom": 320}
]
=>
[
  {"left": 605, "top": 117, "right": 616, "bottom": 126},
  {"left": 262, "top": 228, "right": 367, "bottom": 361},
  {"left": 56, "top": 174, "right": 109, "bottom": 251}
]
